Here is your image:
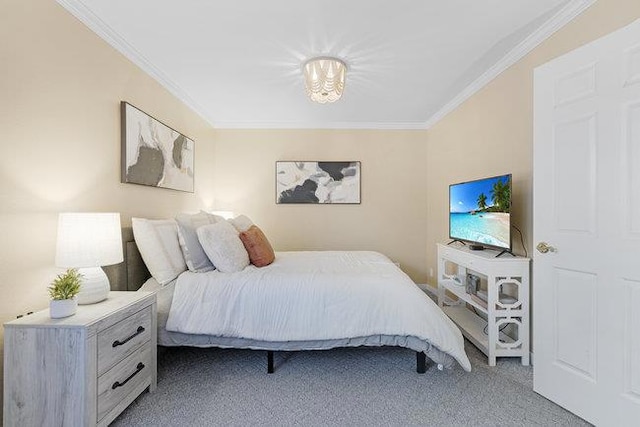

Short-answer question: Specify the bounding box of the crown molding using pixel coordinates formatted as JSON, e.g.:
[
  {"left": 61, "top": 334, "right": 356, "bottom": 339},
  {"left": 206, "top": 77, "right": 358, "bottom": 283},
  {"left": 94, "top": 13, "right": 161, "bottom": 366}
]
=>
[
  {"left": 210, "top": 121, "right": 430, "bottom": 130},
  {"left": 56, "top": 0, "right": 213, "bottom": 126},
  {"left": 423, "top": 0, "right": 597, "bottom": 129}
]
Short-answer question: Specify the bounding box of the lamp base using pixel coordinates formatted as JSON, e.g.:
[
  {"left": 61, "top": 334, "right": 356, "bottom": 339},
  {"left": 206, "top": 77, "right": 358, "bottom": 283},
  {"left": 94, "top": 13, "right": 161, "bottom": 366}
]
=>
[{"left": 77, "top": 267, "right": 110, "bottom": 305}]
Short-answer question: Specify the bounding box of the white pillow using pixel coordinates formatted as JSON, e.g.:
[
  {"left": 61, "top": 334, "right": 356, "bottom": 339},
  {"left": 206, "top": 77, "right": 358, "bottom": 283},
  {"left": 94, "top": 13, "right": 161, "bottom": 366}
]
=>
[
  {"left": 175, "top": 212, "right": 223, "bottom": 272},
  {"left": 228, "top": 214, "right": 254, "bottom": 233},
  {"left": 132, "top": 218, "right": 187, "bottom": 285},
  {"left": 197, "top": 221, "right": 249, "bottom": 273}
]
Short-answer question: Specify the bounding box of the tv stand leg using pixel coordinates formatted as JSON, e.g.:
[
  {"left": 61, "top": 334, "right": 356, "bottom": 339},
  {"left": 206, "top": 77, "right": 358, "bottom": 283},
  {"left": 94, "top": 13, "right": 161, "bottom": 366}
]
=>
[
  {"left": 447, "top": 240, "right": 466, "bottom": 246},
  {"left": 495, "top": 249, "right": 515, "bottom": 258}
]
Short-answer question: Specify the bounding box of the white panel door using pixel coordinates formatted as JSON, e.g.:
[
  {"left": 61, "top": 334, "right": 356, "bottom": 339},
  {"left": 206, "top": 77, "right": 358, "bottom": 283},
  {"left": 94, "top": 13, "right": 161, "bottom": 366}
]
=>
[{"left": 533, "top": 19, "right": 640, "bottom": 426}]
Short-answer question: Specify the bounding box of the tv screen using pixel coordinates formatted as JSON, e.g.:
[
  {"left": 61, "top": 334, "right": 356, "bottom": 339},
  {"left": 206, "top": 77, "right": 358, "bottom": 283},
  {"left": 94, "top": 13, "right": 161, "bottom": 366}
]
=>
[{"left": 449, "top": 174, "right": 512, "bottom": 250}]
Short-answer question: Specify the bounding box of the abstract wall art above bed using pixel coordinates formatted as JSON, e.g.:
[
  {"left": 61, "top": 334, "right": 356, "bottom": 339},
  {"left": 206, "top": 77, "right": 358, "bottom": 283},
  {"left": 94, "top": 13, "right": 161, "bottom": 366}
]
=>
[
  {"left": 276, "top": 161, "right": 361, "bottom": 204},
  {"left": 121, "top": 102, "right": 195, "bottom": 192}
]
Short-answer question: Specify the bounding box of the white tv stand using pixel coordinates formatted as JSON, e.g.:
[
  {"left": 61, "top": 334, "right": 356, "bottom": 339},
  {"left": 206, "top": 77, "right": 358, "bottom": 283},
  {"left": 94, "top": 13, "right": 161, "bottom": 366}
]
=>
[{"left": 437, "top": 243, "right": 530, "bottom": 366}]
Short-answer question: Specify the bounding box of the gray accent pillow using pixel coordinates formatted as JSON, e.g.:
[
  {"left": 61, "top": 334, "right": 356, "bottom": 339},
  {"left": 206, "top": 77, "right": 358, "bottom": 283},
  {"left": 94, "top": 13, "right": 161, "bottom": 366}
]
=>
[{"left": 176, "top": 212, "right": 223, "bottom": 272}]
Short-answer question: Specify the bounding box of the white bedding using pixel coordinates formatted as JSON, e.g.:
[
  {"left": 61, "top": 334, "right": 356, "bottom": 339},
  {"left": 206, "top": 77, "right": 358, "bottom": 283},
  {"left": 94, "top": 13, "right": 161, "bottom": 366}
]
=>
[{"left": 165, "top": 251, "right": 471, "bottom": 371}]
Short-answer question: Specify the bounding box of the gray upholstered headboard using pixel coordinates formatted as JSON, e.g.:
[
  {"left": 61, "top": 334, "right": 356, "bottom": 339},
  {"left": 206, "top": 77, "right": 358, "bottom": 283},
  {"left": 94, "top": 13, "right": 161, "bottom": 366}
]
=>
[{"left": 103, "top": 227, "right": 150, "bottom": 291}]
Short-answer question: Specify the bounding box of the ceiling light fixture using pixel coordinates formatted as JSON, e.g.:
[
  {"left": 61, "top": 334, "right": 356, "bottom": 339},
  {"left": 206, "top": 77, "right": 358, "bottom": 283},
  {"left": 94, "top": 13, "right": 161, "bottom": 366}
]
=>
[{"left": 303, "top": 57, "right": 347, "bottom": 104}]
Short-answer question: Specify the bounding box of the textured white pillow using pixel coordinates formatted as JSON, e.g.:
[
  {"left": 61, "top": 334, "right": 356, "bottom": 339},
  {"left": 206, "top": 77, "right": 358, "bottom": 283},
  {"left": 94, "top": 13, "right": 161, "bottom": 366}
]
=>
[
  {"left": 228, "top": 215, "right": 254, "bottom": 233},
  {"left": 132, "top": 218, "right": 187, "bottom": 285},
  {"left": 175, "top": 212, "right": 223, "bottom": 272},
  {"left": 197, "top": 221, "right": 249, "bottom": 273}
]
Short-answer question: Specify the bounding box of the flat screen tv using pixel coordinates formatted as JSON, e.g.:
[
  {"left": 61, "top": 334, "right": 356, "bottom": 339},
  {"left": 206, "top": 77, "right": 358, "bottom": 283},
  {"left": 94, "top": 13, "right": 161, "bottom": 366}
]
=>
[{"left": 449, "top": 174, "right": 512, "bottom": 253}]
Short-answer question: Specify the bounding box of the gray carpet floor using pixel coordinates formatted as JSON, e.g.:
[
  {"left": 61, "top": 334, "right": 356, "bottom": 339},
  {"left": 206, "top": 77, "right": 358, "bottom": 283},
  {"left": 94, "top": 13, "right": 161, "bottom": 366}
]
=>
[{"left": 112, "top": 341, "right": 589, "bottom": 426}]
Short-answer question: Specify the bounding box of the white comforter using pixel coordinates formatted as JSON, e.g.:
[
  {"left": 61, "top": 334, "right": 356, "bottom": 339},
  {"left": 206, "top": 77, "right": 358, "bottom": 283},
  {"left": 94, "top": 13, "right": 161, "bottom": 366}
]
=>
[{"left": 165, "top": 251, "right": 471, "bottom": 371}]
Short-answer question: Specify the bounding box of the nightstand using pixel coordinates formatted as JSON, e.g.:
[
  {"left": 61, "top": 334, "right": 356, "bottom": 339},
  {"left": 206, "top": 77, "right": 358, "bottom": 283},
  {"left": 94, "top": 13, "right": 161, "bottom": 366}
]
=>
[{"left": 3, "top": 291, "right": 157, "bottom": 427}]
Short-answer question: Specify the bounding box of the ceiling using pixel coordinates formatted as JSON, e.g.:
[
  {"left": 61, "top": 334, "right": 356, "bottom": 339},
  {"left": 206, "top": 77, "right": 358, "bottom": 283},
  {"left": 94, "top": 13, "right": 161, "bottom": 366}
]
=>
[{"left": 58, "top": 0, "right": 588, "bottom": 129}]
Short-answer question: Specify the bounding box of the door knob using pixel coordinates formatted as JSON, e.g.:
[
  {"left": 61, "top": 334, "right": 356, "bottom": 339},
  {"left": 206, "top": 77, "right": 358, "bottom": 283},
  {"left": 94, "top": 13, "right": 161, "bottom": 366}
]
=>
[{"left": 536, "top": 242, "right": 556, "bottom": 254}]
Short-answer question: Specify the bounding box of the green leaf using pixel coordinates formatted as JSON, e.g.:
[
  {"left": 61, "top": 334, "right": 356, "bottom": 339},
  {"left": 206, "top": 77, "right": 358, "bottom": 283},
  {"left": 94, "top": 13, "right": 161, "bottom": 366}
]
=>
[{"left": 48, "top": 268, "right": 83, "bottom": 300}]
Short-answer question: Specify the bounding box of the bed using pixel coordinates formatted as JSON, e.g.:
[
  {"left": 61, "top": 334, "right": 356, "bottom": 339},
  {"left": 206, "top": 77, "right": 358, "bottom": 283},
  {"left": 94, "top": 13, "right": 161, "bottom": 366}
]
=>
[{"left": 104, "top": 227, "right": 471, "bottom": 374}]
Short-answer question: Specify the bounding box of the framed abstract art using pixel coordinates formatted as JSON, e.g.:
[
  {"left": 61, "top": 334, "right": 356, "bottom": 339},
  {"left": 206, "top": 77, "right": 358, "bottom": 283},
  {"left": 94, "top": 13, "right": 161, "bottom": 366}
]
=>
[
  {"left": 121, "top": 102, "right": 194, "bottom": 192},
  {"left": 276, "top": 161, "right": 361, "bottom": 204}
]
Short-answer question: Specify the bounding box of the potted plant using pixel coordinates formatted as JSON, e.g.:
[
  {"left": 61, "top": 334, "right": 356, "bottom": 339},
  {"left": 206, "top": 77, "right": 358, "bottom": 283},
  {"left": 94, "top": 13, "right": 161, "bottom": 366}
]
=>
[{"left": 48, "top": 268, "right": 82, "bottom": 318}]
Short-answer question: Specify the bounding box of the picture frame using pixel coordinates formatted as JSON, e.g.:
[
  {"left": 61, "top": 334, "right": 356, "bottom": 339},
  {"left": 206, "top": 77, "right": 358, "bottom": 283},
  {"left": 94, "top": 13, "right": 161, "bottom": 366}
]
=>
[
  {"left": 121, "top": 101, "right": 195, "bottom": 193},
  {"left": 276, "top": 161, "right": 361, "bottom": 204}
]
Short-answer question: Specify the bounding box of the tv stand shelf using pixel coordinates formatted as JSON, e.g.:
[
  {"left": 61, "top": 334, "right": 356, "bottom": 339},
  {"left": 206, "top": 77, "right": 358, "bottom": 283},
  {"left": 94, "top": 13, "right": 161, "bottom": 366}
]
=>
[{"left": 437, "top": 243, "right": 530, "bottom": 366}]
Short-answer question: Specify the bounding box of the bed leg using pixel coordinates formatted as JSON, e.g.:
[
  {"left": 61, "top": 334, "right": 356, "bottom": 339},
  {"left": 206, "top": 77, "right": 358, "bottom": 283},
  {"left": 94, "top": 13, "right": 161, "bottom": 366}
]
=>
[
  {"left": 416, "top": 352, "right": 426, "bottom": 374},
  {"left": 267, "top": 351, "right": 274, "bottom": 374}
]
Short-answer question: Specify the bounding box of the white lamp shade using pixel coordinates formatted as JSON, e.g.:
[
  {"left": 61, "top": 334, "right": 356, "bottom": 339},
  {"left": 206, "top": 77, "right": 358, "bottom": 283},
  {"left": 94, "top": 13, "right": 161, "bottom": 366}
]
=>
[{"left": 55, "top": 213, "right": 124, "bottom": 268}]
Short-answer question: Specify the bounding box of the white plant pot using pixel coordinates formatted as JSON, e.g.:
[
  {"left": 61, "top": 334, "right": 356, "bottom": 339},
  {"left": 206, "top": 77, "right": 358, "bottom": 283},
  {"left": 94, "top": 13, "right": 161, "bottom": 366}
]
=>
[{"left": 50, "top": 297, "right": 78, "bottom": 319}]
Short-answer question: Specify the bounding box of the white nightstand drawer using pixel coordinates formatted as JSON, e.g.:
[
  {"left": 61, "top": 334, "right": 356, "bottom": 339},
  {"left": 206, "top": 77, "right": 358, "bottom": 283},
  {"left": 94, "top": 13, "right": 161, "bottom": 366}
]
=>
[
  {"left": 98, "top": 306, "right": 151, "bottom": 375},
  {"left": 97, "top": 344, "right": 152, "bottom": 422}
]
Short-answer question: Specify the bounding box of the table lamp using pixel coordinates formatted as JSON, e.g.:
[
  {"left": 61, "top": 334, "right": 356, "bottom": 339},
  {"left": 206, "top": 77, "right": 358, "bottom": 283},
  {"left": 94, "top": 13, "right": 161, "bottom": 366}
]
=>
[
  {"left": 211, "top": 210, "right": 235, "bottom": 220},
  {"left": 55, "top": 212, "right": 123, "bottom": 304}
]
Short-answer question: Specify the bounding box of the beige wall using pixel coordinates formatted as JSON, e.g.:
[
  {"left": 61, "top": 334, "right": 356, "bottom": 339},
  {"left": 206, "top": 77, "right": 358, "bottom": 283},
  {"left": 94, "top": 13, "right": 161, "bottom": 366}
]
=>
[
  {"left": 210, "top": 129, "right": 429, "bottom": 282},
  {"left": 0, "top": 0, "right": 216, "bottom": 409},
  {"left": 2, "top": 0, "right": 640, "bottom": 414},
  {"left": 425, "top": 0, "right": 640, "bottom": 287}
]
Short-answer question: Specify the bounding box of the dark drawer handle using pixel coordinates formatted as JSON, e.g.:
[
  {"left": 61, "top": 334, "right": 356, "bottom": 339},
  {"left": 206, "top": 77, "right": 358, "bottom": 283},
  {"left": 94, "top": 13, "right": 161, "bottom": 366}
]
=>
[
  {"left": 112, "top": 362, "right": 145, "bottom": 390},
  {"left": 112, "top": 326, "right": 145, "bottom": 348}
]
